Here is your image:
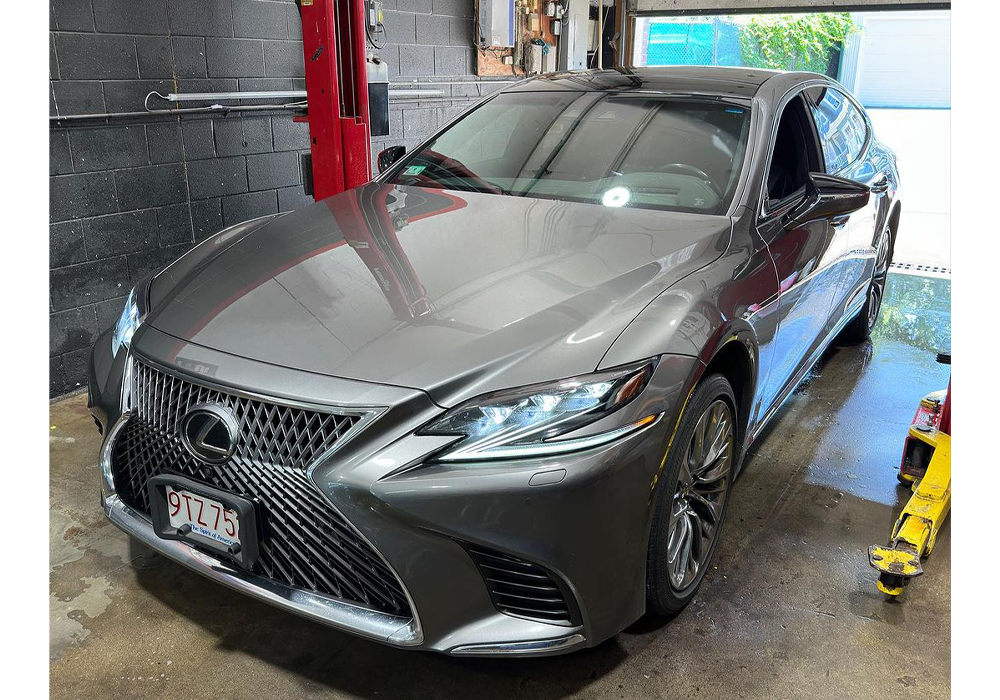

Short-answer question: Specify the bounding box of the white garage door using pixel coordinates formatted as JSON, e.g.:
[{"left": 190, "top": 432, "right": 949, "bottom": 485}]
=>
[{"left": 852, "top": 10, "right": 950, "bottom": 109}]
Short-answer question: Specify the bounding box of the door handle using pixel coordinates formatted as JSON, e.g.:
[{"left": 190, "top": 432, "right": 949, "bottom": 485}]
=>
[{"left": 870, "top": 175, "right": 890, "bottom": 193}]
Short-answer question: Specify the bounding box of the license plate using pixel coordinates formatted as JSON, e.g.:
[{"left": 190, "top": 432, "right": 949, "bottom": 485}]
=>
[
  {"left": 165, "top": 485, "right": 241, "bottom": 549},
  {"left": 146, "top": 474, "right": 259, "bottom": 569}
]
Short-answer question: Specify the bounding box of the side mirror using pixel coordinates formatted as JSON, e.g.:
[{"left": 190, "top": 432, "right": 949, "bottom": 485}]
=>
[
  {"left": 784, "top": 172, "right": 871, "bottom": 227},
  {"left": 377, "top": 145, "right": 406, "bottom": 174}
]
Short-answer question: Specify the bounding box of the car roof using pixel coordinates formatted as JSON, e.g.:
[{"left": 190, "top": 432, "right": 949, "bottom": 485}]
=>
[{"left": 504, "top": 66, "right": 789, "bottom": 101}]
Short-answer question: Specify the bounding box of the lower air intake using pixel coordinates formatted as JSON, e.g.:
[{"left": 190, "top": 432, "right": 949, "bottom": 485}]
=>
[{"left": 465, "top": 544, "right": 579, "bottom": 626}]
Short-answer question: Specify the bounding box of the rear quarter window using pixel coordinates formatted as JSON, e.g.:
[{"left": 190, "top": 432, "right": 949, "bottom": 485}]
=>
[{"left": 806, "top": 86, "right": 868, "bottom": 173}]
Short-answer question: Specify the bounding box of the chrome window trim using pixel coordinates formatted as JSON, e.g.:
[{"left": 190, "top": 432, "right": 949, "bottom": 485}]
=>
[{"left": 756, "top": 78, "right": 830, "bottom": 222}]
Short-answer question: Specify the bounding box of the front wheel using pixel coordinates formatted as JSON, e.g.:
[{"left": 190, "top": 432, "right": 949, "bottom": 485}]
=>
[
  {"left": 646, "top": 373, "right": 737, "bottom": 615},
  {"left": 840, "top": 226, "right": 893, "bottom": 344}
]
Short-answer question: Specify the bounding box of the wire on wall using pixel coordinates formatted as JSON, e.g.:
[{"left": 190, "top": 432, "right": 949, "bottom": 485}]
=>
[{"left": 365, "top": 18, "right": 387, "bottom": 49}]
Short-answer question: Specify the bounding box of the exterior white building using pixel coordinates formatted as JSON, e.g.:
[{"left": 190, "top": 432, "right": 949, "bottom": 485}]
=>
[{"left": 840, "top": 10, "right": 951, "bottom": 109}]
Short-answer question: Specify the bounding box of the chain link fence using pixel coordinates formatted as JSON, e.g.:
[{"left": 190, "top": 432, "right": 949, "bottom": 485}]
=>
[
  {"left": 637, "top": 16, "right": 844, "bottom": 79},
  {"left": 643, "top": 19, "right": 744, "bottom": 68}
]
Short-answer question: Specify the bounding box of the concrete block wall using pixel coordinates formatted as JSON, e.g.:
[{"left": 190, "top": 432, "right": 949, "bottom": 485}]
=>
[
  {"left": 49, "top": 0, "right": 495, "bottom": 397},
  {"left": 367, "top": 1, "right": 511, "bottom": 171}
]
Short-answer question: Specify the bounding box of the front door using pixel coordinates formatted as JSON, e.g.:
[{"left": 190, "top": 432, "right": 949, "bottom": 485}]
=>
[{"left": 754, "top": 92, "right": 846, "bottom": 421}]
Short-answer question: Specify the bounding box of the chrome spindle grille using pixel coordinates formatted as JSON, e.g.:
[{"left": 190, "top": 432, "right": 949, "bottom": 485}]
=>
[
  {"left": 111, "top": 360, "right": 410, "bottom": 618},
  {"left": 132, "top": 361, "right": 362, "bottom": 469}
]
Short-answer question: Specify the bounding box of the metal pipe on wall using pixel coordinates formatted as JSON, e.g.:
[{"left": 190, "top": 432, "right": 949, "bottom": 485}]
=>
[{"left": 597, "top": 0, "right": 604, "bottom": 69}]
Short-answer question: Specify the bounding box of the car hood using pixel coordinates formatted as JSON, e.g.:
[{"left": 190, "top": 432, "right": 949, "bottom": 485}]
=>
[{"left": 146, "top": 183, "right": 731, "bottom": 407}]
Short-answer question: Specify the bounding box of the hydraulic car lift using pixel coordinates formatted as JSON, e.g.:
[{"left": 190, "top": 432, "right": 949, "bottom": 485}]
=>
[
  {"left": 868, "top": 356, "right": 952, "bottom": 596},
  {"left": 298, "top": 0, "right": 373, "bottom": 200}
]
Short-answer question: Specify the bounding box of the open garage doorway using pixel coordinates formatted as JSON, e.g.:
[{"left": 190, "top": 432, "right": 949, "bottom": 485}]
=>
[{"left": 629, "top": 5, "right": 951, "bottom": 272}]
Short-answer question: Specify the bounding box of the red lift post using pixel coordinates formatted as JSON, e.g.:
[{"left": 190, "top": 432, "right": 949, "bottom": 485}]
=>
[{"left": 299, "top": 0, "right": 372, "bottom": 200}]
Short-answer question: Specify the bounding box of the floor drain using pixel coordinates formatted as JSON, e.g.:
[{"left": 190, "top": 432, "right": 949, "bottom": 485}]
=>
[{"left": 889, "top": 261, "right": 951, "bottom": 278}]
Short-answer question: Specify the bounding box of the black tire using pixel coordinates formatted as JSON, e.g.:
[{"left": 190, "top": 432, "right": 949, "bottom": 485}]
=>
[
  {"left": 646, "top": 373, "right": 738, "bottom": 616},
  {"left": 840, "top": 225, "right": 893, "bottom": 344}
]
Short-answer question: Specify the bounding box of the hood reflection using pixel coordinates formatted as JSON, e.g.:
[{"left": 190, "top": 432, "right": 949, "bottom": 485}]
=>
[
  {"left": 334, "top": 185, "right": 461, "bottom": 321},
  {"left": 147, "top": 182, "right": 732, "bottom": 404}
]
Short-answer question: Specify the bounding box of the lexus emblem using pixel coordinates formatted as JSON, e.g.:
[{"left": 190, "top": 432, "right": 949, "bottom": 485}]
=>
[{"left": 180, "top": 403, "right": 239, "bottom": 464}]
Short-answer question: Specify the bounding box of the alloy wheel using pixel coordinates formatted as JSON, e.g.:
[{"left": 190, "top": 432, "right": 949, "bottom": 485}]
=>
[
  {"left": 868, "top": 228, "right": 892, "bottom": 330},
  {"left": 666, "top": 399, "right": 734, "bottom": 591}
]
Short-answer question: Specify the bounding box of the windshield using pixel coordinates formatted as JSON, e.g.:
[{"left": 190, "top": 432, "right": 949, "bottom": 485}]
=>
[{"left": 386, "top": 91, "right": 751, "bottom": 215}]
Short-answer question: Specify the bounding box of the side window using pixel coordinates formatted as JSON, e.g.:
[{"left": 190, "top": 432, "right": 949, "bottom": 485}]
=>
[
  {"left": 766, "top": 95, "right": 817, "bottom": 204},
  {"left": 806, "top": 86, "right": 868, "bottom": 173}
]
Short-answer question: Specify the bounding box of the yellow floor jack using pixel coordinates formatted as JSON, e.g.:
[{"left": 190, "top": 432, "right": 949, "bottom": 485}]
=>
[{"left": 868, "top": 353, "right": 951, "bottom": 597}]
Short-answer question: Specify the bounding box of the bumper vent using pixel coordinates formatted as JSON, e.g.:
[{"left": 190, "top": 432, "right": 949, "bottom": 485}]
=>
[
  {"left": 466, "top": 544, "right": 579, "bottom": 626},
  {"left": 111, "top": 359, "right": 412, "bottom": 619}
]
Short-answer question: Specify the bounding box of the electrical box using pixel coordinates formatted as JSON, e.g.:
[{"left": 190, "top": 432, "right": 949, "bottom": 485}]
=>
[
  {"left": 543, "top": 45, "right": 557, "bottom": 73},
  {"left": 482, "top": 0, "right": 515, "bottom": 47},
  {"left": 525, "top": 43, "right": 541, "bottom": 74},
  {"left": 366, "top": 56, "right": 390, "bottom": 137},
  {"left": 365, "top": 0, "right": 383, "bottom": 32}
]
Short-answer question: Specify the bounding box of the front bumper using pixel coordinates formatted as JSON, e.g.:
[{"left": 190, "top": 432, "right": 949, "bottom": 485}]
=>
[
  {"left": 90, "top": 326, "right": 698, "bottom": 655},
  {"left": 102, "top": 491, "right": 422, "bottom": 645}
]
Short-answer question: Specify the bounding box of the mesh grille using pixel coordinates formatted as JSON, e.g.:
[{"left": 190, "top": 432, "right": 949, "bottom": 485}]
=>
[
  {"left": 111, "top": 360, "right": 411, "bottom": 618},
  {"left": 132, "top": 360, "right": 362, "bottom": 469},
  {"left": 466, "top": 544, "right": 577, "bottom": 625}
]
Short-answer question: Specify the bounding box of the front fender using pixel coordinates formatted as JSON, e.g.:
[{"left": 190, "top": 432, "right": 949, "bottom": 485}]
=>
[
  {"left": 600, "top": 222, "right": 775, "bottom": 371},
  {"left": 598, "top": 219, "right": 780, "bottom": 440}
]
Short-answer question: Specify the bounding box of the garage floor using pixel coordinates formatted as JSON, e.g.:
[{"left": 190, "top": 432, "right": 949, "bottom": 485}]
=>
[{"left": 50, "top": 273, "right": 951, "bottom": 700}]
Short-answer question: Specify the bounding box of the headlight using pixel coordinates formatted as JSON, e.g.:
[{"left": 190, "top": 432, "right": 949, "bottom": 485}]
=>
[
  {"left": 111, "top": 288, "right": 144, "bottom": 358},
  {"left": 421, "top": 359, "right": 661, "bottom": 462}
]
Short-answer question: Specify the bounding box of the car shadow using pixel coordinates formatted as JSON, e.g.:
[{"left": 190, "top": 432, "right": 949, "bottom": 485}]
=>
[{"left": 131, "top": 548, "right": 636, "bottom": 700}]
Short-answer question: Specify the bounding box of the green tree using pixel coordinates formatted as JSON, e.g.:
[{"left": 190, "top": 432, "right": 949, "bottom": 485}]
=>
[{"left": 737, "top": 13, "right": 858, "bottom": 74}]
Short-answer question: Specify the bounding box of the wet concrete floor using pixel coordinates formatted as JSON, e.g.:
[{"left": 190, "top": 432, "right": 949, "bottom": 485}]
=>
[{"left": 50, "top": 272, "right": 950, "bottom": 699}]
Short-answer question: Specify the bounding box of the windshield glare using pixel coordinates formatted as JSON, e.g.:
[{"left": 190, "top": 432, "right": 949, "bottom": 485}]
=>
[{"left": 387, "top": 91, "right": 751, "bottom": 215}]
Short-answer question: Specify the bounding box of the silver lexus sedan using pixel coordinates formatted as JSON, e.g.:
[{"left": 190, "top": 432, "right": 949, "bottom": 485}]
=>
[{"left": 88, "top": 67, "right": 900, "bottom": 656}]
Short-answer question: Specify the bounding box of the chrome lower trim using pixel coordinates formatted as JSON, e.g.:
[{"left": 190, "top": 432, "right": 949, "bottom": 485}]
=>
[
  {"left": 448, "top": 633, "right": 587, "bottom": 656},
  {"left": 99, "top": 412, "right": 131, "bottom": 498},
  {"left": 103, "top": 494, "right": 423, "bottom": 646}
]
